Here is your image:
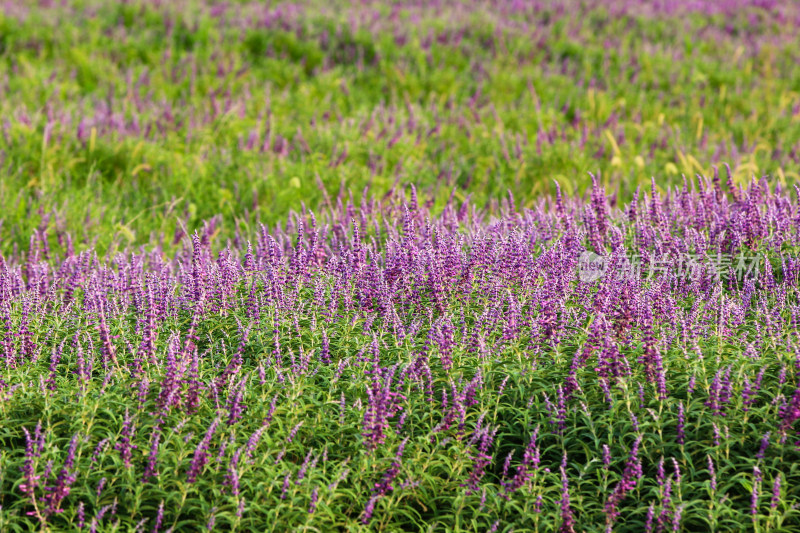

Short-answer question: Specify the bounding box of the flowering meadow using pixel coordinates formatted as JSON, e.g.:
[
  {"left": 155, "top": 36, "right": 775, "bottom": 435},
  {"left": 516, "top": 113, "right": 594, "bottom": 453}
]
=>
[
  {"left": 3, "top": 1, "right": 800, "bottom": 532},
  {"left": 2, "top": 175, "right": 800, "bottom": 531}
]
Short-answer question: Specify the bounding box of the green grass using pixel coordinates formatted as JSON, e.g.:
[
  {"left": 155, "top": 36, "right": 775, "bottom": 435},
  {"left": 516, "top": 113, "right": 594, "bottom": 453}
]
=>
[{"left": 0, "top": 0, "right": 799, "bottom": 255}]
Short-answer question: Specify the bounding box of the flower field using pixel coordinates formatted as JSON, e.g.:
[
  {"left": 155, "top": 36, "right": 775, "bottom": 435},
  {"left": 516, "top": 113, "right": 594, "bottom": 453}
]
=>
[{"left": 2, "top": 1, "right": 800, "bottom": 532}]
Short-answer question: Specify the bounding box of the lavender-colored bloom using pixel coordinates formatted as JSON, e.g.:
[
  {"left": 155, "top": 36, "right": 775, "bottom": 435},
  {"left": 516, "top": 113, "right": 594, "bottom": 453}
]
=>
[
  {"left": 374, "top": 438, "right": 407, "bottom": 496},
  {"left": 152, "top": 500, "right": 165, "bottom": 533},
  {"left": 296, "top": 449, "right": 315, "bottom": 484},
  {"left": 752, "top": 466, "right": 762, "bottom": 520},
  {"left": 502, "top": 427, "right": 540, "bottom": 496},
  {"left": 114, "top": 408, "right": 137, "bottom": 468},
  {"left": 19, "top": 426, "right": 41, "bottom": 498},
  {"left": 328, "top": 467, "right": 350, "bottom": 492},
  {"left": 244, "top": 425, "right": 267, "bottom": 462},
  {"left": 308, "top": 486, "right": 319, "bottom": 514},
  {"left": 672, "top": 503, "right": 684, "bottom": 532},
  {"left": 205, "top": 507, "right": 216, "bottom": 531},
  {"left": 287, "top": 421, "right": 303, "bottom": 443},
  {"left": 556, "top": 385, "right": 567, "bottom": 433},
  {"left": 756, "top": 432, "right": 771, "bottom": 460},
  {"left": 281, "top": 472, "right": 291, "bottom": 500},
  {"left": 43, "top": 432, "right": 80, "bottom": 516},
  {"left": 604, "top": 436, "right": 643, "bottom": 528},
  {"left": 77, "top": 502, "right": 85, "bottom": 529},
  {"left": 772, "top": 474, "right": 781, "bottom": 510},
  {"left": 187, "top": 418, "right": 221, "bottom": 483},
  {"left": 559, "top": 452, "right": 575, "bottom": 533},
  {"left": 362, "top": 495, "right": 379, "bottom": 525},
  {"left": 226, "top": 448, "right": 242, "bottom": 496},
  {"left": 644, "top": 502, "right": 655, "bottom": 533},
  {"left": 657, "top": 478, "right": 674, "bottom": 530},
  {"left": 711, "top": 423, "right": 721, "bottom": 447}
]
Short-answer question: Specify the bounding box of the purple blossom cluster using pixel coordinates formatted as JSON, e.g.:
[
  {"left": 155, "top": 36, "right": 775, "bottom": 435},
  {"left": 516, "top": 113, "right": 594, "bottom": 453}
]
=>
[{"left": 2, "top": 175, "right": 800, "bottom": 529}]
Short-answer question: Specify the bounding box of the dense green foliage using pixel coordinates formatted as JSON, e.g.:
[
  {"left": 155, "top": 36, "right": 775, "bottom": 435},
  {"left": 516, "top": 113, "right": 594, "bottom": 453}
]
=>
[{"left": 2, "top": 1, "right": 800, "bottom": 532}]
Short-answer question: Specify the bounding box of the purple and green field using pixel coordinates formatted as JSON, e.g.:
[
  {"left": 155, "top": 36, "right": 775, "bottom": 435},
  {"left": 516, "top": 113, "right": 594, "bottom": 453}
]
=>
[{"left": 1, "top": 1, "right": 800, "bottom": 531}]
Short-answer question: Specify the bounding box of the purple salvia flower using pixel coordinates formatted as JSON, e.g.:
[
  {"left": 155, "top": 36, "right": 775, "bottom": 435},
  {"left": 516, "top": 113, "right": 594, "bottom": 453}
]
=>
[
  {"left": 274, "top": 447, "right": 286, "bottom": 464},
  {"left": 500, "top": 450, "right": 515, "bottom": 482},
  {"left": 362, "top": 495, "right": 379, "bottom": 525},
  {"left": 34, "top": 421, "right": 45, "bottom": 456},
  {"left": 287, "top": 421, "right": 303, "bottom": 443},
  {"left": 374, "top": 438, "right": 407, "bottom": 496},
  {"left": 281, "top": 472, "right": 291, "bottom": 500},
  {"left": 707, "top": 455, "right": 717, "bottom": 492},
  {"left": 604, "top": 436, "right": 643, "bottom": 529},
  {"left": 498, "top": 375, "right": 510, "bottom": 396},
  {"left": 319, "top": 331, "right": 331, "bottom": 364},
  {"left": 43, "top": 432, "right": 80, "bottom": 516},
  {"left": 187, "top": 417, "right": 221, "bottom": 483},
  {"left": 556, "top": 384, "right": 568, "bottom": 433},
  {"left": 772, "top": 474, "right": 781, "bottom": 510},
  {"left": 328, "top": 467, "right": 350, "bottom": 491},
  {"left": 672, "top": 504, "right": 684, "bottom": 532},
  {"left": 226, "top": 375, "right": 248, "bottom": 425},
  {"left": 19, "top": 426, "right": 41, "bottom": 498},
  {"left": 152, "top": 500, "right": 164, "bottom": 533},
  {"left": 142, "top": 431, "right": 161, "bottom": 483},
  {"left": 779, "top": 378, "right": 800, "bottom": 432},
  {"left": 264, "top": 394, "right": 279, "bottom": 428},
  {"left": 503, "top": 426, "right": 541, "bottom": 496},
  {"left": 756, "top": 432, "right": 771, "bottom": 460},
  {"left": 672, "top": 458, "right": 681, "bottom": 486},
  {"left": 206, "top": 507, "right": 216, "bottom": 531},
  {"left": 644, "top": 502, "right": 655, "bottom": 533},
  {"left": 711, "top": 423, "right": 720, "bottom": 447},
  {"left": 296, "top": 449, "right": 315, "bottom": 484},
  {"left": 752, "top": 466, "right": 762, "bottom": 521},
  {"left": 658, "top": 477, "right": 673, "bottom": 530},
  {"left": 226, "top": 447, "right": 242, "bottom": 496},
  {"left": 309, "top": 486, "right": 319, "bottom": 514},
  {"left": 114, "top": 408, "right": 137, "bottom": 468},
  {"left": 244, "top": 425, "right": 267, "bottom": 463}
]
